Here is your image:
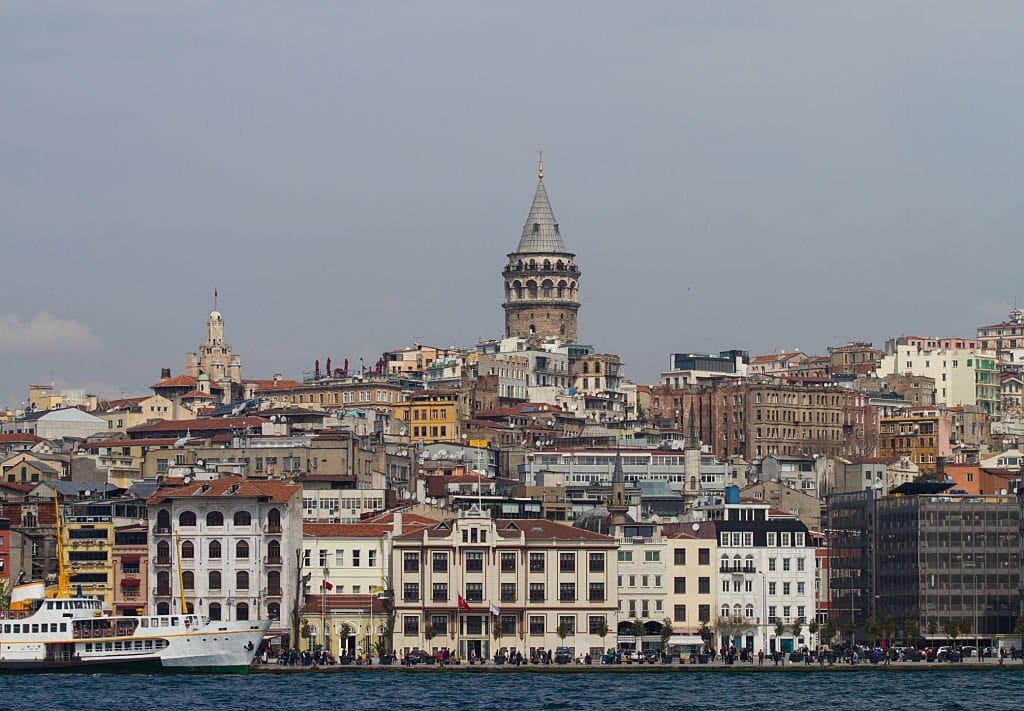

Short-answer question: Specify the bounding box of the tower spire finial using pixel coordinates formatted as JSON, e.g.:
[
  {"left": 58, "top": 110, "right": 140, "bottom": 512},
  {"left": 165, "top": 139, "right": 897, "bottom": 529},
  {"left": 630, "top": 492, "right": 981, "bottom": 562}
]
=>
[{"left": 538, "top": 150, "right": 544, "bottom": 181}]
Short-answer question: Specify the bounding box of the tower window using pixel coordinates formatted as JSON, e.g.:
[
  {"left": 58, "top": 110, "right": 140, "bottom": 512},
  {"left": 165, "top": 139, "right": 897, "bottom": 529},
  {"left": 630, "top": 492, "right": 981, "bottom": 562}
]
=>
[{"left": 533, "top": 223, "right": 540, "bottom": 233}]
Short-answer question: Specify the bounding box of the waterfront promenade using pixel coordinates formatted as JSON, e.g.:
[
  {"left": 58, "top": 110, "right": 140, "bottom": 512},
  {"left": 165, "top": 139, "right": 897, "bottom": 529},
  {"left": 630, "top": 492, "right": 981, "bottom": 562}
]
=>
[{"left": 253, "top": 657, "right": 1024, "bottom": 673}]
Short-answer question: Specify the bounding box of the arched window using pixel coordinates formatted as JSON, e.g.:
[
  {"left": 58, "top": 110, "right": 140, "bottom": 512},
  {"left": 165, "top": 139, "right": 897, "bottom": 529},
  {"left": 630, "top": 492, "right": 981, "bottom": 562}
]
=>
[
  {"left": 543, "top": 259, "right": 551, "bottom": 270},
  {"left": 267, "top": 508, "right": 281, "bottom": 532},
  {"left": 236, "top": 603, "right": 249, "bottom": 621},
  {"left": 236, "top": 540, "right": 250, "bottom": 559},
  {"left": 268, "top": 602, "right": 280, "bottom": 621},
  {"left": 209, "top": 603, "right": 222, "bottom": 621},
  {"left": 267, "top": 570, "right": 281, "bottom": 595},
  {"left": 732, "top": 554, "right": 741, "bottom": 570},
  {"left": 233, "top": 511, "right": 251, "bottom": 527},
  {"left": 582, "top": 362, "right": 589, "bottom": 374},
  {"left": 745, "top": 554, "right": 754, "bottom": 571},
  {"left": 528, "top": 259, "right": 536, "bottom": 270},
  {"left": 556, "top": 260, "right": 564, "bottom": 270},
  {"left": 557, "top": 280, "right": 566, "bottom": 298},
  {"left": 206, "top": 511, "right": 224, "bottom": 527},
  {"left": 236, "top": 571, "right": 250, "bottom": 590},
  {"left": 179, "top": 511, "right": 196, "bottom": 527},
  {"left": 721, "top": 605, "right": 730, "bottom": 619},
  {"left": 541, "top": 279, "right": 553, "bottom": 298},
  {"left": 527, "top": 280, "right": 538, "bottom": 298},
  {"left": 209, "top": 540, "right": 222, "bottom": 559},
  {"left": 267, "top": 539, "right": 281, "bottom": 562},
  {"left": 157, "top": 602, "right": 170, "bottom": 615},
  {"left": 182, "top": 571, "right": 194, "bottom": 590},
  {"left": 745, "top": 604, "right": 755, "bottom": 618},
  {"left": 156, "top": 510, "right": 171, "bottom": 531},
  {"left": 181, "top": 540, "right": 194, "bottom": 559},
  {"left": 156, "top": 540, "right": 170, "bottom": 563},
  {"left": 720, "top": 555, "right": 729, "bottom": 571},
  {"left": 513, "top": 281, "right": 523, "bottom": 299},
  {"left": 209, "top": 571, "right": 222, "bottom": 590},
  {"left": 733, "top": 604, "right": 742, "bottom": 620},
  {"left": 594, "top": 362, "right": 601, "bottom": 374},
  {"left": 156, "top": 571, "right": 170, "bottom": 595}
]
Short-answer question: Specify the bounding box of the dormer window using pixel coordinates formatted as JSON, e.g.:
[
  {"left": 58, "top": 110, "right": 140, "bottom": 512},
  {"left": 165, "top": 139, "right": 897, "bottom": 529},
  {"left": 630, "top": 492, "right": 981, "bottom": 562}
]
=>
[{"left": 533, "top": 223, "right": 540, "bottom": 233}]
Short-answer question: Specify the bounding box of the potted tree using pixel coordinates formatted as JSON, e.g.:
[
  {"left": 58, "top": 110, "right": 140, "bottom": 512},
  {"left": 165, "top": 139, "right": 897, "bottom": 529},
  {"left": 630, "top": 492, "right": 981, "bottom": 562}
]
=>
[
  {"left": 660, "top": 618, "right": 673, "bottom": 663},
  {"left": 697, "top": 620, "right": 713, "bottom": 663},
  {"left": 773, "top": 620, "right": 786, "bottom": 663},
  {"left": 555, "top": 622, "right": 571, "bottom": 664},
  {"left": 422, "top": 622, "right": 437, "bottom": 664},
  {"left": 820, "top": 619, "right": 838, "bottom": 664}
]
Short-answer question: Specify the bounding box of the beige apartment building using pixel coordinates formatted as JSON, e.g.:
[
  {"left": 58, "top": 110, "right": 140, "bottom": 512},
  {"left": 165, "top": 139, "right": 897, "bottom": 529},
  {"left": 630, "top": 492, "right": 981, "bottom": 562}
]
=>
[
  {"left": 391, "top": 509, "right": 618, "bottom": 660},
  {"left": 664, "top": 523, "right": 718, "bottom": 642}
]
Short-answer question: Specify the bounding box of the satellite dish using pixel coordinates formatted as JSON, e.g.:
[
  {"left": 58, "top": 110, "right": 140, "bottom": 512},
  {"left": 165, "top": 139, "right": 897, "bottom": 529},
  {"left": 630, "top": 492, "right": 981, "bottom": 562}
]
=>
[
  {"left": 691, "top": 523, "right": 700, "bottom": 532},
  {"left": 196, "top": 459, "right": 205, "bottom": 467}
]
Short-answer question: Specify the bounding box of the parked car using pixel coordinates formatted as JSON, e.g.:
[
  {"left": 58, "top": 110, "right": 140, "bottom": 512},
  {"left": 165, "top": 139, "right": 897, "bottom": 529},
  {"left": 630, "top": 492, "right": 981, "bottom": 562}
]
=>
[
  {"left": 960, "top": 646, "right": 977, "bottom": 658},
  {"left": 937, "top": 649, "right": 962, "bottom": 662},
  {"left": 554, "top": 647, "right": 573, "bottom": 664},
  {"left": 902, "top": 649, "right": 925, "bottom": 662},
  {"left": 404, "top": 649, "right": 432, "bottom": 665}
]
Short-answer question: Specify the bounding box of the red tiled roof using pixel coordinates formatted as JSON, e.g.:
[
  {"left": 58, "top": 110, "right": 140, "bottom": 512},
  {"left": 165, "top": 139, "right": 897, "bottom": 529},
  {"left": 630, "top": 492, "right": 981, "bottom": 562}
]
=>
[
  {"left": 147, "top": 475, "right": 300, "bottom": 504},
  {"left": 96, "top": 396, "right": 149, "bottom": 410},
  {"left": 150, "top": 375, "right": 198, "bottom": 389},
  {"left": 0, "top": 433, "right": 44, "bottom": 444},
  {"left": 179, "top": 390, "right": 215, "bottom": 400},
  {"left": 81, "top": 438, "right": 179, "bottom": 449},
  {"left": 361, "top": 511, "right": 440, "bottom": 526}
]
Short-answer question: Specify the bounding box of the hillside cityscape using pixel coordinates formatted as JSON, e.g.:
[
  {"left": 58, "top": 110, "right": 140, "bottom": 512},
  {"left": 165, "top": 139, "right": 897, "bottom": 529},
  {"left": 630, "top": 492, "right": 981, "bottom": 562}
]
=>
[{"left": 2, "top": 160, "right": 1022, "bottom": 664}]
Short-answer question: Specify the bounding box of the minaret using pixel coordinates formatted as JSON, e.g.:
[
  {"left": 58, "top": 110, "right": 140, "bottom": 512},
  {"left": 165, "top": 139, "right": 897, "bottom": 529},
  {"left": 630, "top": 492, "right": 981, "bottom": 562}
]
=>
[
  {"left": 502, "top": 155, "right": 581, "bottom": 341},
  {"left": 684, "top": 403, "right": 701, "bottom": 502},
  {"left": 607, "top": 450, "right": 630, "bottom": 528}
]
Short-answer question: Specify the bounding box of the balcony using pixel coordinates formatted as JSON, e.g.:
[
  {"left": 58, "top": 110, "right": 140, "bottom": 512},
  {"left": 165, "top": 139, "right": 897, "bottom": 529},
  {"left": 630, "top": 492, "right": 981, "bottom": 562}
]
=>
[
  {"left": 265, "top": 524, "right": 282, "bottom": 534},
  {"left": 155, "top": 556, "right": 171, "bottom": 566},
  {"left": 266, "top": 587, "right": 283, "bottom": 597},
  {"left": 154, "top": 587, "right": 171, "bottom": 597},
  {"left": 264, "top": 555, "right": 283, "bottom": 566}
]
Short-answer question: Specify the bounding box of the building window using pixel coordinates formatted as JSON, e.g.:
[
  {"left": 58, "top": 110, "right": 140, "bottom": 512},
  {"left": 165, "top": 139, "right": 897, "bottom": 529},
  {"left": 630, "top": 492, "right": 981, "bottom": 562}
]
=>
[
  {"left": 674, "top": 548, "right": 686, "bottom": 565},
  {"left": 644, "top": 550, "right": 660, "bottom": 562},
  {"left": 588, "top": 552, "right": 605, "bottom": 572},
  {"left": 559, "top": 552, "right": 576, "bottom": 572},
  {"left": 500, "top": 582, "right": 516, "bottom": 602},
  {"left": 559, "top": 583, "right": 575, "bottom": 602},
  {"left": 698, "top": 577, "right": 710, "bottom": 595},
  {"left": 403, "top": 616, "right": 419, "bottom": 636},
  {"left": 432, "top": 582, "right": 448, "bottom": 602},
  {"left": 529, "top": 552, "right": 545, "bottom": 572},
  {"left": 617, "top": 550, "right": 633, "bottom": 562},
  {"left": 466, "top": 551, "right": 484, "bottom": 572},
  {"left": 588, "top": 582, "right": 605, "bottom": 602},
  {"left": 403, "top": 583, "right": 419, "bottom": 602},
  {"left": 698, "top": 548, "right": 710, "bottom": 566},
  {"left": 674, "top": 605, "right": 686, "bottom": 622},
  {"left": 433, "top": 552, "right": 448, "bottom": 573},
  {"left": 501, "top": 552, "right": 516, "bottom": 572},
  {"left": 698, "top": 605, "right": 710, "bottom": 622},
  {"left": 529, "top": 583, "right": 545, "bottom": 602},
  {"left": 404, "top": 552, "right": 419, "bottom": 573},
  {"left": 674, "top": 577, "right": 686, "bottom": 594},
  {"left": 529, "top": 616, "right": 545, "bottom": 635},
  {"left": 558, "top": 616, "right": 576, "bottom": 635},
  {"left": 466, "top": 583, "right": 483, "bottom": 602},
  {"left": 588, "top": 616, "right": 607, "bottom": 635},
  {"left": 430, "top": 615, "right": 447, "bottom": 635},
  {"left": 501, "top": 615, "right": 517, "bottom": 635},
  {"left": 352, "top": 550, "right": 360, "bottom": 567}
]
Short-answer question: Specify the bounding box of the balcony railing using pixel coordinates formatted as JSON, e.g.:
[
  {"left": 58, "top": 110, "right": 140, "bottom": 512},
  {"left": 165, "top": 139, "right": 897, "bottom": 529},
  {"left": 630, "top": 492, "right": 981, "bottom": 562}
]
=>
[
  {"left": 154, "top": 587, "right": 171, "bottom": 597},
  {"left": 155, "top": 556, "right": 171, "bottom": 566},
  {"left": 264, "top": 556, "right": 283, "bottom": 565},
  {"left": 266, "top": 587, "right": 283, "bottom": 597}
]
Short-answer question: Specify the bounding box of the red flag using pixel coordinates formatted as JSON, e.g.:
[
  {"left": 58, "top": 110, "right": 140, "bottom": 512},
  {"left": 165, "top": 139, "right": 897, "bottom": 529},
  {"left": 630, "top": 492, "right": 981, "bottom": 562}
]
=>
[
  {"left": 457, "top": 595, "right": 473, "bottom": 611},
  {"left": 322, "top": 579, "right": 333, "bottom": 591}
]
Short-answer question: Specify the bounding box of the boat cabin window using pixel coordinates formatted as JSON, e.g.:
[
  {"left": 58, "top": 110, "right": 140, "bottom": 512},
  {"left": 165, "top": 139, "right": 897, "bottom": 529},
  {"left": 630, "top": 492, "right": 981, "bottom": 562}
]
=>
[
  {"left": 46, "top": 601, "right": 53, "bottom": 609},
  {"left": 171, "top": 617, "right": 179, "bottom": 627}
]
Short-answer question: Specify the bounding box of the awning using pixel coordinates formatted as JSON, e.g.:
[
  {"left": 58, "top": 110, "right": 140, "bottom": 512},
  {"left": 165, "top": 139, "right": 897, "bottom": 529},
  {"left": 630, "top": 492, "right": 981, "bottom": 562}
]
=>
[
  {"left": 120, "top": 556, "right": 141, "bottom": 565},
  {"left": 667, "top": 634, "right": 704, "bottom": 647},
  {"left": 120, "top": 578, "right": 140, "bottom": 588}
]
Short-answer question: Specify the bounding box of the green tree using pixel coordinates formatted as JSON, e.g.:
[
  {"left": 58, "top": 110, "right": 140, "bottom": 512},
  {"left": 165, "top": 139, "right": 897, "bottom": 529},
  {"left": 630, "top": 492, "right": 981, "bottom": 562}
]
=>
[
  {"left": 299, "top": 618, "right": 313, "bottom": 651},
  {"left": 557, "top": 622, "right": 571, "bottom": 646},
  {"left": 596, "top": 617, "right": 610, "bottom": 650},
  {"left": 927, "top": 618, "right": 938, "bottom": 638},
  {"left": 774, "top": 619, "right": 786, "bottom": 643},
  {"left": 808, "top": 619, "right": 819, "bottom": 639},
  {"left": 941, "top": 618, "right": 960, "bottom": 645},
  {"left": 791, "top": 616, "right": 805, "bottom": 642},
  {"left": 957, "top": 617, "right": 972, "bottom": 645},
  {"left": 842, "top": 619, "right": 856, "bottom": 642},
  {"left": 698, "top": 620, "right": 713, "bottom": 647},
  {"left": 660, "top": 618, "right": 673, "bottom": 653},
  {"left": 864, "top": 617, "right": 881, "bottom": 646},
  {"left": 820, "top": 619, "right": 838, "bottom": 647},
  {"left": 904, "top": 618, "right": 920, "bottom": 643},
  {"left": 422, "top": 622, "right": 437, "bottom": 651}
]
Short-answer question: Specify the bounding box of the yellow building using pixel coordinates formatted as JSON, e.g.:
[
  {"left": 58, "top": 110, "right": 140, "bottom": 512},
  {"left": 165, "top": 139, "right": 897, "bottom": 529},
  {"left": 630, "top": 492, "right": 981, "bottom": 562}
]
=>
[
  {"left": 63, "top": 515, "right": 115, "bottom": 604},
  {"left": 394, "top": 388, "right": 464, "bottom": 444},
  {"left": 61, "top": 498, "right": 149, "bottom": 607}
]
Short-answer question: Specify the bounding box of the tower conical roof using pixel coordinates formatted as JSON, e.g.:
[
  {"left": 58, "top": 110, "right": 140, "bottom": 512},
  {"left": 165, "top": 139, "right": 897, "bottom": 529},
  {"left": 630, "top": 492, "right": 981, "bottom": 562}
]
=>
[{"left": 516, "top": 177, "right": 568, "bottom": 254}]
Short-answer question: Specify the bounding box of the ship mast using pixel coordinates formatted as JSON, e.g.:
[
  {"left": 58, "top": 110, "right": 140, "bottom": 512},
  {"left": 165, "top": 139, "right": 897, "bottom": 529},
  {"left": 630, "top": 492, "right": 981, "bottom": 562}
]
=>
[
  {"left": 174, "top": 531, "right": 189, "bottom": 615},
  {"left": 53, "top": 492, "right": 70, "bottom": 597}
]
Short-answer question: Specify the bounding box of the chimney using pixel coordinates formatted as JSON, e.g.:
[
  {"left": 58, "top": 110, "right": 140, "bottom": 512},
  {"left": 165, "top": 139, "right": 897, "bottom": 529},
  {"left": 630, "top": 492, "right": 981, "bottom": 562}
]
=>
[
  {"left": 161, "top": 367, "right": 171, "bottom": 379},
  {"left": 393, "top": 512, "right": 403, "bottom": 537}
]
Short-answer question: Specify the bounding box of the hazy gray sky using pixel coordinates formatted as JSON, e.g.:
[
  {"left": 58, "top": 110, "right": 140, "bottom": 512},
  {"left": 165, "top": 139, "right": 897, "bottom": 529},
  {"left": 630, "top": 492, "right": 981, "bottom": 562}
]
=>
[{"left": 3, "top": 2, "right": 1023, "bottom": 407}]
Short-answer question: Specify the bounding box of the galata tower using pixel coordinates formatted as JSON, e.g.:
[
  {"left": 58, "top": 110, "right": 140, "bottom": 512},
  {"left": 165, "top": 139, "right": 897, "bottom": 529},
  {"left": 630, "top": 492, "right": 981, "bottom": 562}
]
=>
[{"left": 502, "top": 155, "right": 581, "bottom": 341}]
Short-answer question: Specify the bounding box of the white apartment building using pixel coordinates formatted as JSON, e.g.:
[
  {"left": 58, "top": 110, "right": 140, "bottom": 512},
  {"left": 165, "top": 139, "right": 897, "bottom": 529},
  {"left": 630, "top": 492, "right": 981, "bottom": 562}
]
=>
[{"left": 147, "top": 476, "right": 302, "bottom": 639}]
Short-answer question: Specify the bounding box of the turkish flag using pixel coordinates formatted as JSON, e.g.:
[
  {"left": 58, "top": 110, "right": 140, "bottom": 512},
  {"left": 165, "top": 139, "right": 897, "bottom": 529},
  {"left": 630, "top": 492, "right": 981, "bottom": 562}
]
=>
[
  {"left": 457, "top": 595, "right": 473, "bottom": 611},
  {"left": 322, "top": 579, "right": 333, "bottom": 591}
]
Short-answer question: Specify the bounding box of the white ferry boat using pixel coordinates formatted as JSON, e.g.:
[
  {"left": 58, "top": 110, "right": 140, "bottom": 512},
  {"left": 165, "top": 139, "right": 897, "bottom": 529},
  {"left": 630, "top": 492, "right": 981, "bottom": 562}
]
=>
[
  {"left": 0, "top": 497, "right": 270, "bottom": 673},
  {"left": 1, "top": 582, "right": 269, "bottom": 673}
]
